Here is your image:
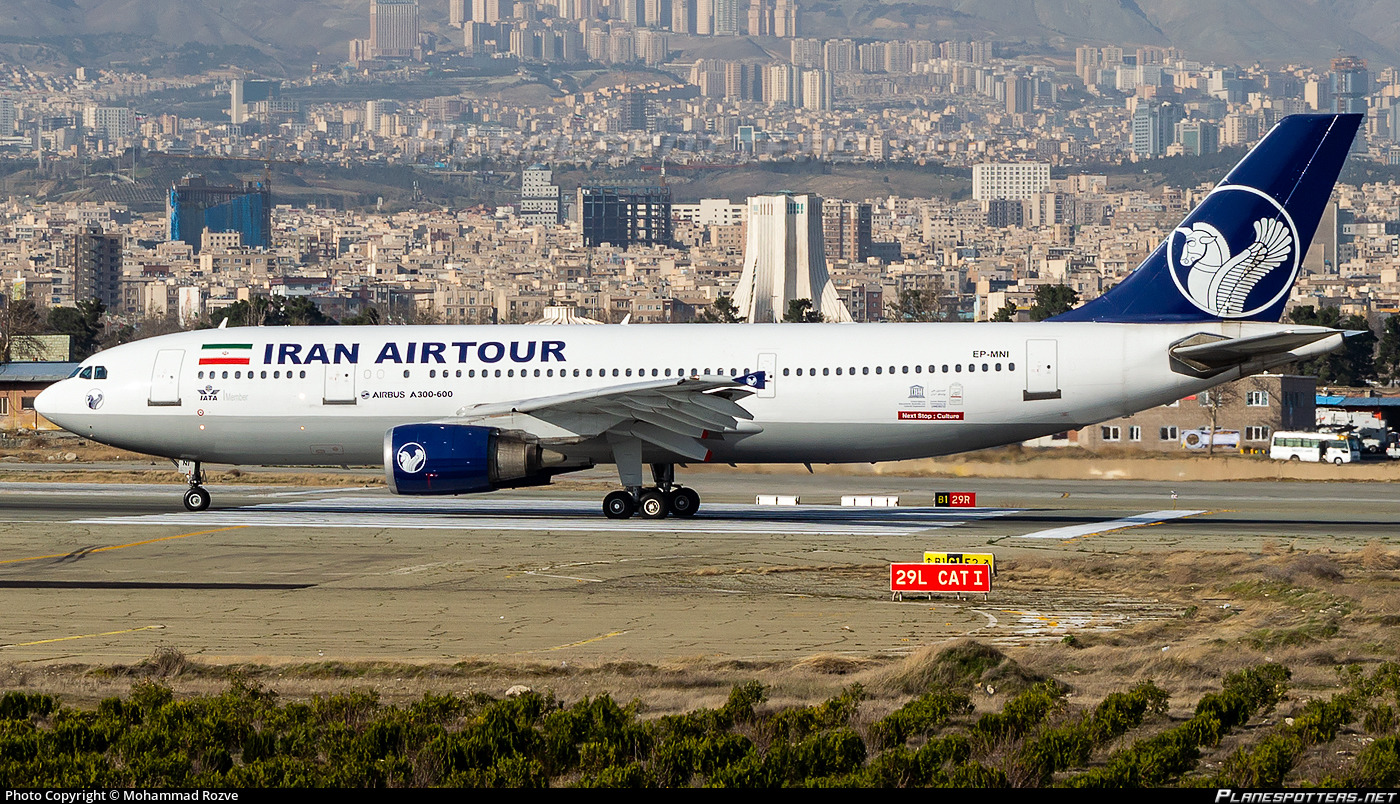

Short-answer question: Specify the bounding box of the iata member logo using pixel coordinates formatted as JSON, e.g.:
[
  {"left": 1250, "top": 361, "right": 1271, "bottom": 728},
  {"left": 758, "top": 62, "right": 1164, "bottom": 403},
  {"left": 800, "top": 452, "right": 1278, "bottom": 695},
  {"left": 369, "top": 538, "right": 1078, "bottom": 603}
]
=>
[
  {"left": 1168, "top": 185, "right": 1298, "bottom": 318},
  {"left": 396, "top": 442, "right": 427, "bottom": 474}
]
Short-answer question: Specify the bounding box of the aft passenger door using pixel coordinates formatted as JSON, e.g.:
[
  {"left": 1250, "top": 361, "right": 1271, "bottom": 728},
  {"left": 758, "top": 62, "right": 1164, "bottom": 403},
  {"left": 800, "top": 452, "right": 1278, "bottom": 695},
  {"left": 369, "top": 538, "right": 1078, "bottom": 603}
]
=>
[
  {"left": 1024, "top": 339, "right": 1061, "bottom": 401},
  {"left": 148, "top": 349, "right": 184, "bottom": 407}
]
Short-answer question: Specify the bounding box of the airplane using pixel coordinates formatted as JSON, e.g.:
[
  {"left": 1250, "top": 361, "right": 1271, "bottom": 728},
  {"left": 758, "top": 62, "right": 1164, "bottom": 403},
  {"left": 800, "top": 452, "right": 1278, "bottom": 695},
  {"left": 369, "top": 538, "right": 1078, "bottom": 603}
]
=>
[{"left": 36, "top": 113, "right": 1361, "bottom": 520}]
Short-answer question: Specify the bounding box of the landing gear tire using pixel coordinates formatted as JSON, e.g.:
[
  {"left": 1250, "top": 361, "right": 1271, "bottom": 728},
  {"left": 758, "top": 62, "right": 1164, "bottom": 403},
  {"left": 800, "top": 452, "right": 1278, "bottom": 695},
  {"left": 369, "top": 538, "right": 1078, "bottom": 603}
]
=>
[
  {"left": 603, "top": 490, "right": 636, "bottom": 519},
  {"left": 668, "top": 487, "right": 700, "bottom": 518},
  {"left": 638, "top": 490, "right": 669, "bottom": 519},
  {"left": 183, "top": 485, "right": 211, "bottom": 512},
  {"left": 1334, "top": 457, "right": 1344, "bottom": 466}
]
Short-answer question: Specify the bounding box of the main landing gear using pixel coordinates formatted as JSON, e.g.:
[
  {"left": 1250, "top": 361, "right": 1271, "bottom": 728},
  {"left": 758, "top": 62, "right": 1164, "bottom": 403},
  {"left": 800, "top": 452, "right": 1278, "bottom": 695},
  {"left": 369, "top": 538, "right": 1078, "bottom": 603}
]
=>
[
  {"left": 181, "top": 461, "right": 211, "bottom": 512},
  {"left": 602, "top": 462, "right": 700, "bottom": 520}
]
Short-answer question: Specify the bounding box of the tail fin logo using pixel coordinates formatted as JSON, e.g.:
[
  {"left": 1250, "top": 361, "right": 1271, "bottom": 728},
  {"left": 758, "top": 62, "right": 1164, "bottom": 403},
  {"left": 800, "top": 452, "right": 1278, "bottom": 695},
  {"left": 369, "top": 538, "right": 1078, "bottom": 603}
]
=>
[{"left": 1168, "top": 185, "right": 1299, "bottom": 318}]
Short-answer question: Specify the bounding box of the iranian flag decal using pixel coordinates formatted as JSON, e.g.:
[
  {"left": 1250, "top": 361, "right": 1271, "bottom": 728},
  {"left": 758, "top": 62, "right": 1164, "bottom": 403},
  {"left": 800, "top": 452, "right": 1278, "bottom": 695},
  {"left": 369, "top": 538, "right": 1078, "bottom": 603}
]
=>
[{"left": 199, "top": 343, "right": 253, "bottom": 365}]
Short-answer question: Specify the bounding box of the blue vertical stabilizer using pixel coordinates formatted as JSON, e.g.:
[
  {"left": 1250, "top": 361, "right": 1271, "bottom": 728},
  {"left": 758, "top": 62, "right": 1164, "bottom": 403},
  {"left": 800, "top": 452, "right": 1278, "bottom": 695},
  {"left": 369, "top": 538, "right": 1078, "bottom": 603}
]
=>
[{"left": 1051, "top": 114, "right": 1361, "bottom": 323}]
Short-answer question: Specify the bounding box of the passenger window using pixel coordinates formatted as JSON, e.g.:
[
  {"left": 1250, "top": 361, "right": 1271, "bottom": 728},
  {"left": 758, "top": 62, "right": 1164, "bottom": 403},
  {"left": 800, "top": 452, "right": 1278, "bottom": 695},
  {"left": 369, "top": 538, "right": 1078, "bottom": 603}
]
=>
[
  {"left": 235, "top": 371, "right": 241, "bottom": 379},
  {"left": 875, "top": 366, "right": 882, "bottom": 374},
  {"left": 261, "top": 371, "right": 267, "bottom": 378},
  {"left": 574, "top": 369, "right": 580, "bottom": 377},
  {"left": 942, "top": 365, "right": 949, "bottom": 373},
  {"left": 534, "top": 369, "right": 541, "bottom": 377},
  {"left": 222, "top": 371, "right": 229, "bottom": 379},
  {"left": 429, "top": 370, "right": 436, "bottom": 378},
  {"left": 955, "top": 364, "right": 962, "bottom": 372},
  {"left": 495, "top": 369, "right": 502, "bottom": 377},
  {"left": 862, "top": 367, "right": 870, "bottom": 375},
  {"left": 299, "top": 371, "right": 306, "bottom": 379},
  {"left": 625, "top": 369, "right": 632, "bottom": 377},
  {"left": 274, "top": 371, "right": 280, "bottom": 379},
  {"left": 982, "top": 363, "right": 989, "bottom": 372},
  {"left": 508, "top": 369, "right": 515, "bottom": 377},
  {"left": 902, "top": 366, "right": 909, "bottom": 374},
  {"left": 968, "top": 364, "right": 975, "bottom": 373},
  {"left": 836, "top": 367, "right": 843, "bottom": 375},
  {"left": 995, "top": 363, "right": 1002, "bottom": 371},
  {"left": 651, "top": 368, "right": 659, "bottom": 377},
  {"left": 403, "top": 370, "right": 411, "bottom": 378},
  {"left": 1008, "top": 362, "right": 1016, "bottom": 371},
  {"left": 195, "top": 370, "right": 202, "bottom": 380},
  {"left": 915, "top": 365, "right": 922, "bottom": 373}
]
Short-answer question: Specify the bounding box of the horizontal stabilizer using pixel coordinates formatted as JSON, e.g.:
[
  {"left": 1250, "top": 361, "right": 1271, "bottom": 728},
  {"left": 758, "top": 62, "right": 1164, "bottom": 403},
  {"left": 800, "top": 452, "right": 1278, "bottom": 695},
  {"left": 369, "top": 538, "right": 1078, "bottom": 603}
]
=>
[{"left": 1169, "top": 328, "right": 1341, "bottom": 372}]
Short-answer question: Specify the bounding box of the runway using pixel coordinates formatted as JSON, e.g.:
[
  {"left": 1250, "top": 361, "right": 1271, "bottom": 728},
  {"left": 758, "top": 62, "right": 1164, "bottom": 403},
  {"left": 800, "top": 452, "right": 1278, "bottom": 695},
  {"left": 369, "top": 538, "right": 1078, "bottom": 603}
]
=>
[{"left": 0, "top": 471, "right": 1396, "bottom": 666}]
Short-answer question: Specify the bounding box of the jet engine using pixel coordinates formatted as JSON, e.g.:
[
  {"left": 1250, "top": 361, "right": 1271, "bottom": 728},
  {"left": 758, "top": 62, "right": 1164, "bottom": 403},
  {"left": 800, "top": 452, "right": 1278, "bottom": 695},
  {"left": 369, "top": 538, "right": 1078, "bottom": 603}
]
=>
[{"left": 384, "top": 424, "right": 571, "bottom": 495}]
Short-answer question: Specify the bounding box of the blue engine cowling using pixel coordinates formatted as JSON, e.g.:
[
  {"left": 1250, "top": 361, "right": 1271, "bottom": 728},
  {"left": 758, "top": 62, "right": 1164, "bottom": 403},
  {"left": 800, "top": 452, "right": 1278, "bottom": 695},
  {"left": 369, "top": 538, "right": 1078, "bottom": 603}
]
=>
[{"left": 385, "top": 424, "right": 554, "bottom": 495}]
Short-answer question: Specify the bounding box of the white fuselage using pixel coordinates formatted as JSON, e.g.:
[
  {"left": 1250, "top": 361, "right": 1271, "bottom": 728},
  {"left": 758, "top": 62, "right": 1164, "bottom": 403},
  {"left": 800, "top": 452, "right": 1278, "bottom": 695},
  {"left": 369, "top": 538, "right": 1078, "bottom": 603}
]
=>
[{"left": 36, "top": 321, "right": 1300, "bottom": 468}]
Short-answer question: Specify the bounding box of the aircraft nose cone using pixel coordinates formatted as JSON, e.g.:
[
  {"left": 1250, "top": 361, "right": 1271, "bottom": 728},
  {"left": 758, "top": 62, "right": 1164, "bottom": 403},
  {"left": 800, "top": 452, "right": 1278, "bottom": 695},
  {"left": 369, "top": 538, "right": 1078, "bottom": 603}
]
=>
[{"left": 34, "top": 383, "right": 58, "bottom": 419}]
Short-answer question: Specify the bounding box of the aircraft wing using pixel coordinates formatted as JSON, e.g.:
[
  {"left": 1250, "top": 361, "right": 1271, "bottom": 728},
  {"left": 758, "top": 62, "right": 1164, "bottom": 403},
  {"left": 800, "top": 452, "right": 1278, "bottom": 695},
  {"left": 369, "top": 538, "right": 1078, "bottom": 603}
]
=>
[
  {"left": 451, "top": 375, "right": 759, "bottom": 461},
  {"left": 1169, "top": 328, "right": 1342, "bottom": 371}
]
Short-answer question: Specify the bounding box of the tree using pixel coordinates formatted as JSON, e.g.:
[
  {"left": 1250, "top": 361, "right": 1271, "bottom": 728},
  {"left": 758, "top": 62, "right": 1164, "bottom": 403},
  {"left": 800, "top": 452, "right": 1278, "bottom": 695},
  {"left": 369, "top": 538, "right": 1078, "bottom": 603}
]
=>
[
  {"left": 888, "top": 288, "right": 943, "bottom": 323},
  {"left": 0, "top": 299, "right": 46, "bottom": 363},
  {"left": 47, "top": 298, "right": 105, "bottom": 360},
  {"left": 991, "top": 300, "right": 1019, "bottom": 322},
  {"left": 341, "top": 306, "right": 383, "bottom": 326},
  {"left": 1376, "top": 314, "right": 1400, "bottom": 385},
  {"left": 1199, "top": 381, "right": 1241, "bottom": 458},
  {"left": 782, "top": 298, "right": 823, "bottom": 323},
  {"left": 1028, "top": 285, "right": 1079, "bottom": 321},
  {"left": 696, "top": 295, "right": 741, "bottom": 324},
  {"left": 1288, "top": 306, "right": 1376, "bottom": 386}
]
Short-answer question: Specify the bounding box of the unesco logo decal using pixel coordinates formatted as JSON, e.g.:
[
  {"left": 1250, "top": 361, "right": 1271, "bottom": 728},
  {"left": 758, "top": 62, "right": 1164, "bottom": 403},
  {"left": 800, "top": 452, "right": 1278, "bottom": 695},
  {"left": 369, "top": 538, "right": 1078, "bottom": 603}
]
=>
[
  {"left": 396, "top": 442, "right": 427, "bottom": 474},
  {"left": 1168, "top": 185, "right": 1298, "bottom": 318}
]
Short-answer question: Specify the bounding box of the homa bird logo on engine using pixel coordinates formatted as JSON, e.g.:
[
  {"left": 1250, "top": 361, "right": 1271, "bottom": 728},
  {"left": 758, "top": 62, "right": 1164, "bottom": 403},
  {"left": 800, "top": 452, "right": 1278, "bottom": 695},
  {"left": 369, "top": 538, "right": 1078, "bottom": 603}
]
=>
[{"left": 396, "top": 442, "right": 427, "bottom": 473}]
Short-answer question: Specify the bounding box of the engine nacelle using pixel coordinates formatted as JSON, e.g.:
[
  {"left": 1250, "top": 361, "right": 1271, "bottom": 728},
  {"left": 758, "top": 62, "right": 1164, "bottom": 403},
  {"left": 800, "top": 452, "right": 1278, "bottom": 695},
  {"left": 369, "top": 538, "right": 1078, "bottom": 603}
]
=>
[{"left": 385, "top": 424, "right": 560, "bottom": 495}]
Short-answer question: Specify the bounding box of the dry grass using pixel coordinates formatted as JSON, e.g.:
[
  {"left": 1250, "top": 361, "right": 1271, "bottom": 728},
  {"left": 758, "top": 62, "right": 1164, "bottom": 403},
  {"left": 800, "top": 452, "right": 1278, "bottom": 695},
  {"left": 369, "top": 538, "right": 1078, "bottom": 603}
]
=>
[{"left": 5, "top": 543, "right": 1400, "bottom": 721}]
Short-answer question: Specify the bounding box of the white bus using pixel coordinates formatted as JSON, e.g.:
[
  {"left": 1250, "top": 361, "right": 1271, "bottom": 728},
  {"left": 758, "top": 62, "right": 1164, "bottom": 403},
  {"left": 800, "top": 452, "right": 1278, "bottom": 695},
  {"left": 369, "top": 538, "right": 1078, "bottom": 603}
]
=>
[{"left": 1269, "top": 431, "right": 1362, "bottom": 465}]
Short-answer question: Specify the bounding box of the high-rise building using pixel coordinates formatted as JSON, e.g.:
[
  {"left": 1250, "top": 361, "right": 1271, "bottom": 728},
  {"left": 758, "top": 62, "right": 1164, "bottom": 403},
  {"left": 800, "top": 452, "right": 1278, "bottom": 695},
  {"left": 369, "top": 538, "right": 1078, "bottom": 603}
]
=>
[
  {"left": 69, "top": 226, "right": 122, "bottom": 310},
  {"left": 734, "top": 194, "right": 853, "bottom": 323},
  {"left": 821, "top": 201, "right": 871, "bottom": 264},
  {"left": 168, "top": 176, "right": 272, "bottom": 254},
  {"left": 370, "top": 0, "right": 421, "bottom": 60},
  {"left": 801, "top": 68, "right": 832, "bottom": 111},
  {"left": 449, "top": 0, "right": 467, "bottom": 25},
  {"left": 1006, "top": 74, "right": 1032, "bottom": 114},
  {"left": 0, "top": 98, "right": 15, "bottom": 135},
  {"left": 229, "top": 79, "right": 280, "bottom": 126},
  {"left": 971, "top": 162, "right": 1050, "bottom": 202},
  {"left": 578, "top": 186, "right": 672, "bottom": 248},
  {"left": 82, "top": 106, "right": 135, "bottom": 141},
  {"left": 1331, "top": 55, "right": 1370, "bottom": 114},
  {"left": 1130, "top": 101, "right": 1182, "bottom": 158},
  {"left": 1175, "top": 119, "right": 1220, "bottom": 156},
  {"left": 519, "top": 165, "right": 563, "bottom": 226},
  {"left": 713, "top": 0, "right": 740, "bottom": 35}
]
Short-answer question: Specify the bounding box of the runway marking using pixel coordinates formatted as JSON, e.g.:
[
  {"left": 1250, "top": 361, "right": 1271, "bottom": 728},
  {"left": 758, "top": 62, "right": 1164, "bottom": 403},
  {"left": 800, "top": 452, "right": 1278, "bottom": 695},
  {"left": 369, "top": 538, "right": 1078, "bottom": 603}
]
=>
[
  {"left": 1, "top": 624, "right": 164, "bottom": 649},
  {"left": 75, "top": 495, "right": 1017, "bottom": 536},
  {"left": 1016, "top": 510, "right": 1208, "bottom": 541},
  {"left": 537, "top": 631, "right": 628, "bottom": 652},
  {"left": 0, "top": 526, "right": 248, "bottom": 566}
]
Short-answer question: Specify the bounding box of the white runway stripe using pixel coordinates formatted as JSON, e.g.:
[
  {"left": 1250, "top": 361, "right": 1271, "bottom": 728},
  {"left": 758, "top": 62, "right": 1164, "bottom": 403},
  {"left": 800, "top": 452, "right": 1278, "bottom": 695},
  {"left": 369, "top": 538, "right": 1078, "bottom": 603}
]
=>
[
  {"left": 75, "top": 495, "right": 1016, "bottom": 536},
  {"left": 1016, "top": 509, "right": 1207, "bottom": 540}
]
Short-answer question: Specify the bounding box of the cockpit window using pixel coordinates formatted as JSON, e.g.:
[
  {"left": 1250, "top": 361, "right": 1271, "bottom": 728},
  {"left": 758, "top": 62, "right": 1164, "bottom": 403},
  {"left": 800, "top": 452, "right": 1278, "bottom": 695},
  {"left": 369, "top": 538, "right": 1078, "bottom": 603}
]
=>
[
  {"left": 94, "top": 366, "right": 107, "bottom": 380},
  {"left": 78, "top": 367, "right": 92, "bottom": 379}
]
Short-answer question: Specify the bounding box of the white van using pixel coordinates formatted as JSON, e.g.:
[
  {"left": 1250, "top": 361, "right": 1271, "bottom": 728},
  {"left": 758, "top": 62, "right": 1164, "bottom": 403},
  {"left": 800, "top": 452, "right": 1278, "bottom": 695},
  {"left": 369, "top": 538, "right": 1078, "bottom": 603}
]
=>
[{"left": 1270, "top": 431, "right": 1362, "bottom": 465}]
